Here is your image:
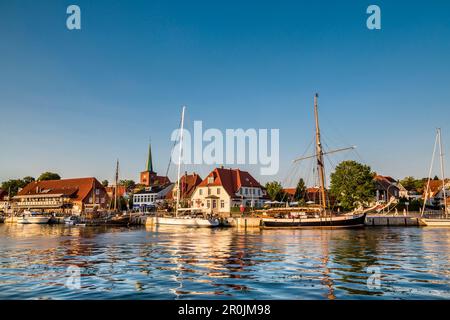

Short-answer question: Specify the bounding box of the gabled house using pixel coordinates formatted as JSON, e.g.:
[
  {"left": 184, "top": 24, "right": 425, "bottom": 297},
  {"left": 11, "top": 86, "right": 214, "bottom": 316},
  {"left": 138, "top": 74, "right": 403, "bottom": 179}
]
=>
[
  {"left": 167, "top": 172, "right": 203, "bottom": 207},
  {"left": 190, "top": 167, "right": 266, "bottom": 214},
  {"left": 423, "top": 179, "right": 450, "bottom": 206},
  {"left": 374, "top": 175, "right": 400, "bottom": 202},
  {"left": 14, "top": 177, "right": 109, "bottom": 213}
]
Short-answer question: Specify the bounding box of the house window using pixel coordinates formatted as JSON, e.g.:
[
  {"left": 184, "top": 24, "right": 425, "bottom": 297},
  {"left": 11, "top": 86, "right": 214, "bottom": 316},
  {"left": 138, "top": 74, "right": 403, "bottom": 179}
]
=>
[
  {"left": 208, "top": 177, "right": 214, "bottom": 184},
  {"left": 245, "top": 188, "right": 248, "bottom": 195},
  {"left": 199, "top": 189, "right": 203, "bottom": 195},
  {"left": 217, "top": 188, "right": 220, "bottom": 195},
  {"left": 208, "top": 188, "right": 211, "bottom": 195},
  {"left": 212, "top": 200, "right": 217, "bottom": 209},
  {"left": 95, "top": 189, "right": 100, "bottom": 195},
  {"left": 207, "top": 200, "right": 210, "bottom": 208},
  {"left": 220, "top": 200, "right": 225, "bottom": 208}
]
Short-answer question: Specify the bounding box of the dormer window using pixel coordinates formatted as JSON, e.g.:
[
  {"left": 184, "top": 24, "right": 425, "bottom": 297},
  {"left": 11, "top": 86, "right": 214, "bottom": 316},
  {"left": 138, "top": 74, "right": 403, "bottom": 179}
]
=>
[{"left": 208, "top": 176, "right": 214, "bottom": 184}]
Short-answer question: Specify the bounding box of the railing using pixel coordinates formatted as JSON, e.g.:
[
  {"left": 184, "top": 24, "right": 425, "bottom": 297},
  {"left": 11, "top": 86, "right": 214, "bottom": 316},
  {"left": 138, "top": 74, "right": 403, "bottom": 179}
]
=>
[{"left": 16, "top": 200, "right": 64, "bottom": 207}]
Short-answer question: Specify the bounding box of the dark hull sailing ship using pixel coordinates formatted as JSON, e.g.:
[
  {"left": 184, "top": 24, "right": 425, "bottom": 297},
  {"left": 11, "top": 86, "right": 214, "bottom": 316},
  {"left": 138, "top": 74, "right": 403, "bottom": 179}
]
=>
[
  {"left": 262, "top": 212, "right": 367, "bottom": 228},
  {"left": 261, "top": 94, "right": 367, "bottom": 228}
]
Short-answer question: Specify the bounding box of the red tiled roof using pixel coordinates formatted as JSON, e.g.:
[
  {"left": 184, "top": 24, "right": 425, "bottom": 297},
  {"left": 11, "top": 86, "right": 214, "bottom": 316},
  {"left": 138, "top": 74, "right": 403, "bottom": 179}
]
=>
[
  {"left": 166, "top": 173, "right": 203, "bottom": 200},
  {"left": 283, "top": 188, "right": 296, "bottom": 196},
  {"left": 17, "top": 177, "right": 104, "bottom": 202},
  {"left": 197, "top": 167, "right": 262, "bottom": 197}
]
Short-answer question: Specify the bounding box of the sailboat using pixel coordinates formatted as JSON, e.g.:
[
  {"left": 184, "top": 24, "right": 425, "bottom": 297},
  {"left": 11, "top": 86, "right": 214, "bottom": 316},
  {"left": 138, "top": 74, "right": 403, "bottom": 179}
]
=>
[
  {"left": 262, "top": 94, "right": 367, "bottom": 228},
  {"left": 420, "top": 128, "right": 450, "bottom": 226},
  {"left": 153, "top": 106, "right": 220, "bottom": 228}
]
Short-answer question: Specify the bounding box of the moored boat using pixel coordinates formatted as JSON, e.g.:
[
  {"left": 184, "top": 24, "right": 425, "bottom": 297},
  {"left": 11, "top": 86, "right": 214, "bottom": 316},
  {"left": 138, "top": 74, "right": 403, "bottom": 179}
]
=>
[
  {"left": 261, "top": 94, "right": 367, "bottom": 229},
  {"left": 154, "top": 215, "right": 220, "bottom": 227},
  {"left": 150, "top": 106, "right": 220, "bottom": 228},
  {"left": 16, "top": 211, "right": 51, "bottom": 224},
  {"left": 420, "top": 128, "right": 449, "bottom": 226},
  {"left": 420, "top": 218, "right": 450, "bottom": 227},
  {"left": 262, "top": 212, "right": 367, "bottom": 228}
]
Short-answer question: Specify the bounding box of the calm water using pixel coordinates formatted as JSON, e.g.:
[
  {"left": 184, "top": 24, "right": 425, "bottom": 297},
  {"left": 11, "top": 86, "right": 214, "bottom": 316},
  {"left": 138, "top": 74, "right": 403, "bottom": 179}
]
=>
[{"left": 0, "top": 224, "right": 449, "bottom": 300}]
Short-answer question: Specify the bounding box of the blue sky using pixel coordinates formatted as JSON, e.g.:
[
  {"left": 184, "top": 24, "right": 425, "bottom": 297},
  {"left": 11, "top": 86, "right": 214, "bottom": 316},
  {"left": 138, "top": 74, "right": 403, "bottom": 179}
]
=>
[{"left": 1, "top": 0, "right": 450, "bottom": 186}]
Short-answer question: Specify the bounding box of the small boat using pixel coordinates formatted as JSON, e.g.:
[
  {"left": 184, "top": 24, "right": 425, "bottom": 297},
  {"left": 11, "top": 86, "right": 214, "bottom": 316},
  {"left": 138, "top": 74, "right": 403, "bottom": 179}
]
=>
[
  {"left": 420, "top": 218, "right": 450, "bottom": 227},
  {"left": 16, "top": 211, "right": 51, "bottom": 224},
  {"left": 154, "top": 215, "right": 220, "bottom": 227},
  {"left": 64, "top": 216, "right": 80, "bottom": 225}
]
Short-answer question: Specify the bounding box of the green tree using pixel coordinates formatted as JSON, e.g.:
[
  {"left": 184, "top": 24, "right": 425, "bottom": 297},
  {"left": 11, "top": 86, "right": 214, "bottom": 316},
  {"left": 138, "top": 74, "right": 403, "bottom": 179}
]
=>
[
  {"left": 119, "top": 180, "right": 136, "bottom": 192},
  {"left": 294, "top": 178, "right": 306, "bottom": 201},
  {"left": 400, "top": 176, "right": 417, "bottom": 191},
  {"left": 101, "top": 180, "right": 109, "bottom": 187},
  {"left": 330, "top": 160, "right": 376, "bottom": 211},
  {"left": 22, "top": 176, "right": 35, "bottom": 185},
  {"left": 38, "top": 172, "right": 61, "bottom": 181},
  {"left": 265, "top": 181, "right": 284, "bottom": 201},
  {"left": 1, "top": 179, "right": 26, "bottom": 197}
]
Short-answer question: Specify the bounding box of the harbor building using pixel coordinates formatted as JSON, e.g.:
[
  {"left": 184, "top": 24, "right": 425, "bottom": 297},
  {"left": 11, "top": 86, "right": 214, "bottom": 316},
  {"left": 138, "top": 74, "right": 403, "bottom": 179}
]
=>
[
  {"left": 133, "top": 184, "right": 173, "bottom": 211},
  {"left": 190, "top": 167, "right": 266, "bottom": 214},
  {"left": 423, "top": 179, "right": 450, "bottom": 206},
  {"left": 139, "top": 142, "right": 170, "bottom": 187},
  {"left": 167, "top": 172, "right": 203, "bottom": 207},
  {"left": 0, "top": 188, "right": 9, "bottom": 211},
  {"left": 14, "top": 177, "right": 109, "bottom": 214},
  {"left": 374, "top": 175, "right": 402, "bottom": 202}
]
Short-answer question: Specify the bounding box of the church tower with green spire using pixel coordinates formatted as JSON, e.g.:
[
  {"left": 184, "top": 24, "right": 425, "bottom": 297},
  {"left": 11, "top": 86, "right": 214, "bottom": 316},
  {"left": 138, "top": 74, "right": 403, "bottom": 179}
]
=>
[
  {"left": 140, "top": 141, "right": 170, "bottom": 187},
  {"left": 146, "top": 141, "right": 155, "bottom": 174}
]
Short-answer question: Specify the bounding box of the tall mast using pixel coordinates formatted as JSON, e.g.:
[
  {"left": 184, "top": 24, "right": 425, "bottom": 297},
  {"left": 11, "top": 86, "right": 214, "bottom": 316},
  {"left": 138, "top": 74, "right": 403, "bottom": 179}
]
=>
[
  {"left": 438, "top": 128, "right": 447, "bottom": 216},
  {"left": 422, "top": 132, "right": 439, "bottom": 215},
  {"left": 114, "top": 159, "right": 119, "bottom": 211},
  {"left": 175, "top": 106, "right": 186, "bottom": 217},
  {"left": 314, "top": 93, "right": 327, "bottom": 211}
]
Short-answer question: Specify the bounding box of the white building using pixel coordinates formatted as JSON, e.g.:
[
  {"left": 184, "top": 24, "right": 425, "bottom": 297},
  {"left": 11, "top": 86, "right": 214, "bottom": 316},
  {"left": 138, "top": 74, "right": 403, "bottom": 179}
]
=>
[
  {"left": 190, "top": 167, "right": 266, "bottom": 214},
  {"left": 133, "top": 184, "right": 173, "bottom": 211}
]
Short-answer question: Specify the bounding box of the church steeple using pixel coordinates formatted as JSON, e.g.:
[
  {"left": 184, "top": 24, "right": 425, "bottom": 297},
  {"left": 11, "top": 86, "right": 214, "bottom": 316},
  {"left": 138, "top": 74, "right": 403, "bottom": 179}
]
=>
[{"left": 146, "top": 141, "right": 155, "bottom": 173}]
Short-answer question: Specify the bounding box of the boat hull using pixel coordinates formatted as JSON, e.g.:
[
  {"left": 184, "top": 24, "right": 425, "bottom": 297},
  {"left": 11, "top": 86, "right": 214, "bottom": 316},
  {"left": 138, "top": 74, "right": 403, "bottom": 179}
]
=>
[
  {"left": 420, "top": 218, "right": 450, "bottom": 227},
  {"left": 262, "top": 213, "right": 367, "bottom": 228},
  {"left": 154, "top": 217, "right": 220, "bottom": 227},
  {"left": 16, "top": 217, "right": 51, "bottom": 224}
]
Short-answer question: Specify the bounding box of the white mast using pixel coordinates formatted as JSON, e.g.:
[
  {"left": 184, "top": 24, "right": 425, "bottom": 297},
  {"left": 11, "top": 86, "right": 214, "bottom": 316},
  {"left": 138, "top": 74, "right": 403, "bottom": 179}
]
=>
[
  {"left": 175, "top": 106, "right": 186, "bottom": 218},
  {"left": 438, "top": 128, "right": 447, "bottom": 216},
  {"left": 422, "top": 131, "right": 439, "bottom": 216}
]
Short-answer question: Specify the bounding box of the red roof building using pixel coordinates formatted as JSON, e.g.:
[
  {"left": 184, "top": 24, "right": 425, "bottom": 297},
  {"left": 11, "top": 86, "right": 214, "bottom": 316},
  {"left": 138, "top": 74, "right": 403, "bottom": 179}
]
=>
[
  {"left": 14, "top": 177, "right": 109, "bottom": 213},
  {"left": 167, "top": 172, "right": 203, "bottom": 202},
  {"left": 191, "top": 167, "right": 266, "bottom": 214}
]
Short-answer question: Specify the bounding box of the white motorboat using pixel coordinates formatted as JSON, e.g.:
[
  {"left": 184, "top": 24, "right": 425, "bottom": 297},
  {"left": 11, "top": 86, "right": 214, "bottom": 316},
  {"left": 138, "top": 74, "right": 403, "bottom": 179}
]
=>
[
  {"left": 154, "top": 216, "right": 220, "bottom": 227},
  {"left": 16, "top": 211, "right": 51, "bottom": 224},
  {"left": 420, "top": 218, "right": 450, "bottom": 227},
  {"left": 64, "top": 216, "right": 79, "bottom": 225}
]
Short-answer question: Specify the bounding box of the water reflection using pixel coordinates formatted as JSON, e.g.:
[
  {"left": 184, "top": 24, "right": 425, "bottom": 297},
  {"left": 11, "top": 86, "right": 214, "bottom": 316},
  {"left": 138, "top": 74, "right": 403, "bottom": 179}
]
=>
[{"left": 0, "top": 224, "right": 449, "bottom": 299}]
